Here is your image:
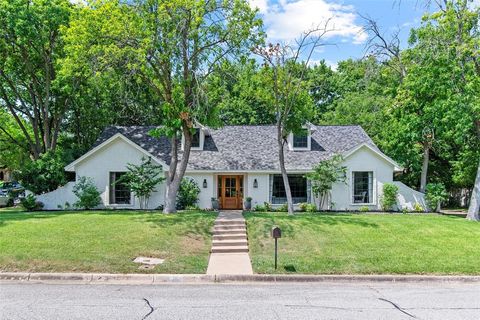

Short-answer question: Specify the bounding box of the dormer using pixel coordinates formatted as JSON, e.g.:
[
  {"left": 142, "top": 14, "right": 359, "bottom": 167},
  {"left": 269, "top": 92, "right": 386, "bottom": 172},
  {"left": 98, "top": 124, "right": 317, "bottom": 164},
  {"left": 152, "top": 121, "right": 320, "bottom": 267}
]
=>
[
  {"left": 288, "top": 126, "right": 312, "bottom": 151},
  {"left": 182, "top": 125, "right": 207, "bottom": 151}
]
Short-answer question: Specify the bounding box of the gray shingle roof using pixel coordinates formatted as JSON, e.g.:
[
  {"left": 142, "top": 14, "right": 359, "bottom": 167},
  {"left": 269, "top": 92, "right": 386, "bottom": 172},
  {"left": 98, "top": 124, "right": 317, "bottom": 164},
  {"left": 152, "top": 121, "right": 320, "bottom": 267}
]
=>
[{"left": 93, "top": 125, "right": 376, "bottom": 171}]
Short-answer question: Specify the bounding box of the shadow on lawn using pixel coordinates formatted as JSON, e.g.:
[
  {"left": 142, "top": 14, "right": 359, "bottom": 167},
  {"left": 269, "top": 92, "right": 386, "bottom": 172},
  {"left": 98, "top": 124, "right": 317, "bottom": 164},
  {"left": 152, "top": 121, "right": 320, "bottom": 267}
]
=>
[
  {"left": 0, "top": 210, "right": 215, "bottom": 237},
  {"left": 248, "top": 213, "right": 379, "bottom": 238},
  {"left": 131, "top": 212, "right": 216, "bottom": 237},
  {"left": 0, "top": 210, "right": 68, "bottom": 227}
]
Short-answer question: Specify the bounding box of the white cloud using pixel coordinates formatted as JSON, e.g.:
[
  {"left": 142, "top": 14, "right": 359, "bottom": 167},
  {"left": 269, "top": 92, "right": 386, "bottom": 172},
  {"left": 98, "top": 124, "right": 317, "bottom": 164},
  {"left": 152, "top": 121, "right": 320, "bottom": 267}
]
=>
[
  {"left": 249, "top": 0, "right": 269, "bottom": 14},
  {"left": 253, "top": 0, "right": 367, "bottom": 45}
]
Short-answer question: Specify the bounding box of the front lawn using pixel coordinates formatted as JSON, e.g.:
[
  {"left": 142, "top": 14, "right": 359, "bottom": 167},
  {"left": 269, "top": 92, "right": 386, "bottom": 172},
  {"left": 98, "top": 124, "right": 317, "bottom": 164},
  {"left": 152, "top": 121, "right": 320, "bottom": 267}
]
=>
[
  {"left": 0, "top": 209, "right": 216, "bottom": 274},
  {"left": 245, "top": 212, "right": 480, "bottom": 275}
]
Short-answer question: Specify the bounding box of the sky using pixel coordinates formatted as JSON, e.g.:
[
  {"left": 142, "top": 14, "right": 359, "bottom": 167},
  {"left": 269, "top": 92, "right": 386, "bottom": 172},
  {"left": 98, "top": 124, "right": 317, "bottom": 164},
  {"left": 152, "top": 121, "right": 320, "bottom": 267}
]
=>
[{"left": 246, "top": 0, "right": 450, "bottom": 69}]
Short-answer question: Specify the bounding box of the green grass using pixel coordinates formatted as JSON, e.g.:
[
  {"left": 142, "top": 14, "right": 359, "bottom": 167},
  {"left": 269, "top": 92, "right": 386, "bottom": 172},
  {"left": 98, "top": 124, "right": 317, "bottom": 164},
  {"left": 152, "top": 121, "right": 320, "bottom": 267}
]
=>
[
  {"left": 0, "top": 208, "right": 216, "bottom": 274},
  {"left": 245, "top": 212, "right": 480, "bottom": 275}
]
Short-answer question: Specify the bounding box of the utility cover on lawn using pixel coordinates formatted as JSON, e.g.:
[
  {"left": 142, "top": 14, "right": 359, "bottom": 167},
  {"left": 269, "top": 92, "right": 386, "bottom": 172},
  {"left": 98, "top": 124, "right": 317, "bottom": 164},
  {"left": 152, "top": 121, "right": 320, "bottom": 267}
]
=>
[{"left": 133, "top": 257, "right": 164, "bottom": 265}]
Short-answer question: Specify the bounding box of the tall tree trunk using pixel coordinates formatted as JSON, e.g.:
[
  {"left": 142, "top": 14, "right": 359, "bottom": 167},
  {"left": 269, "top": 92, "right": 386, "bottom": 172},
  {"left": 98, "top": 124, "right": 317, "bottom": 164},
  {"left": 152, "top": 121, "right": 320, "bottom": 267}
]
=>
[
  {"left": 163, "top": 123, "right": 193, "bottom": 213},
  {"left": 467, "top": 160, "right": 480, "bottom": 221},
  {"left": 420, "top": 143, "right": 429, "bottom": 193},
  {"left": 277, "top": 124, "right": 294, "bottom": 215}
]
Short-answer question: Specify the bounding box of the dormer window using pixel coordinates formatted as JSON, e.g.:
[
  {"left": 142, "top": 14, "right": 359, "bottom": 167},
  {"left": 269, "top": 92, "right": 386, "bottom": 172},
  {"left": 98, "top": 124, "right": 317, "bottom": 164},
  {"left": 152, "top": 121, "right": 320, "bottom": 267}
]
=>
[
  {"left": 293, "top": 129, "right": 309, "bottom": 148},
  {"left": 191, "top": 128, "right": 200, "bottom": 148},
  {"left": 182, "top": 127, "right": 204, "bottom": 150},
  {"left": 289, "top": 128, "right": 311, "bottom": 151}
]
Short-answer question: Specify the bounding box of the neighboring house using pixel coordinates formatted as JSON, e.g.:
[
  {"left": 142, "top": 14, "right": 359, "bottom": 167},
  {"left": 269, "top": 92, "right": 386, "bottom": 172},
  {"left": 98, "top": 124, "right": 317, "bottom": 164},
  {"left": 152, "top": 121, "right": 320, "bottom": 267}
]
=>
[
  {"left": 0, "top": 167, "right": 12, "bottom": 182},
  {"left": 37, "top": 125, "right": 426, "bottom": 211}
]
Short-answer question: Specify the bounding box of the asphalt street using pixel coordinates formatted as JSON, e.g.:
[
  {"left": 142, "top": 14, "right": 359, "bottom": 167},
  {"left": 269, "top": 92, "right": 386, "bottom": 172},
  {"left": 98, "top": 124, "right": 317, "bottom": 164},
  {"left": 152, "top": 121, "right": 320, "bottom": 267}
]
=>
[{"left": 1, "top": 281, "right": 479, "bottom": 319}]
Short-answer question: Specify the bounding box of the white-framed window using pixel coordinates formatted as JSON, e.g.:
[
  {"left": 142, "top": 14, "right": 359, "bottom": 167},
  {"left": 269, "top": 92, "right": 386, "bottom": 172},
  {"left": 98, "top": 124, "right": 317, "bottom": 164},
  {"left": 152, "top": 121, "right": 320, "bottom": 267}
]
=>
[
  {"left": 271, "top": 174, "right": 307, "bottom": 204},
  {"left": 288, "top": 128, "right": 311, "bottom": 151},
  {"left": 109, "top": 172, "right": 131, "bottom": 205},
  {"left": 352, "top": 171, "right": 373, "bottom": 204},
  {"left": 182, "top": 128, "right": 204, "bottom": 150}
]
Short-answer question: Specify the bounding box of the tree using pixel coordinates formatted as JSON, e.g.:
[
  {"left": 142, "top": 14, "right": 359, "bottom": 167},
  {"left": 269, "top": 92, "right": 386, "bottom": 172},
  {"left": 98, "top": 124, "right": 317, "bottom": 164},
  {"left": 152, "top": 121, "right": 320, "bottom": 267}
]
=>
[
  {"left": 0, "top": 0, "right": 74, "bottom": 159},
  {"left": 15, "top": 151, "right": 67, "bottom": 194},
  {"left": 306, "top": 155, "right": 346, "bottom": 210},
  {"left": 254, "top": 25, "right": 330, "bottom": 214},
  {"left": 64, "top": 0, "right": 262, "bottom": 213},
  {"left": 412, "top": 0, "right": 480, "bottom": 219},
  {"left": 121, "top": 157, "right": 164, "bottom": 209},
  {"left": 73, "top": 176, "right": 101, "bottom": 210}
]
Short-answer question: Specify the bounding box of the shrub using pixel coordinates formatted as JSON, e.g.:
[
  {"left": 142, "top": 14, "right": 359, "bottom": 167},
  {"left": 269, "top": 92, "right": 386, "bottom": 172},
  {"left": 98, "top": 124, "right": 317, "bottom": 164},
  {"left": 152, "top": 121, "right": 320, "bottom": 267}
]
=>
[
  {"left": 381, "top": 183, "right": 399, "bottom": 211},
  {"left": 177, "top": 178, "right": 200, "bottom": 210},
  {"left": 305, "top": 203, "right": 317, "bottom": 212},
  {"left": 120, "top": 157, "right": 164, "bottom": 209},
  {"left": 73, "top": 176, "right": 101, "bottom": 210},
  {"left": 254, "top": 204, "right": 266, "bottom": 211},
  {"left": 359, "top": 206, "right": 370, "bottom": 213},
  {"left": 15, "top": 151, "right": 67, "bottom": 194},
  {"left": 425, "top": 183, "right": 448, "bottom": 212},
  {"left": 264, "top": 202, "right": 273, "bottom": 212},
  {"left": 278, "top": 203, "right": 288, "bottom": 212},
  {"left": 413, "top": 202, "right": 424, "bottom": 212},
  {"left": 20, "top": 194, "right": 44, "bottom": 211},
  {"left": 298, "top": 203, "right": 308, "bottom": 212}
]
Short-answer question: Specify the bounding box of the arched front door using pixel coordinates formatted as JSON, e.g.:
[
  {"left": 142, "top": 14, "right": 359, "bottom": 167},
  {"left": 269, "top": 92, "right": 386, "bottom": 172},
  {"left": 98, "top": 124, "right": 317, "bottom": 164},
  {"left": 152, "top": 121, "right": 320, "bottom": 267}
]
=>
[{"left": 218, "top": 175, "right": 243, "bottom": 210}]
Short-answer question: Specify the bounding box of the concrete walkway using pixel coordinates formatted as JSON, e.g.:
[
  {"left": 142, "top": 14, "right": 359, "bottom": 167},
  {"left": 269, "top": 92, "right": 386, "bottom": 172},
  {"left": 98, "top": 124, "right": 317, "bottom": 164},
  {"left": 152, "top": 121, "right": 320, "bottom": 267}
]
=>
[{"left": 206, "top": 211, "right": 253, "bottom": 275}]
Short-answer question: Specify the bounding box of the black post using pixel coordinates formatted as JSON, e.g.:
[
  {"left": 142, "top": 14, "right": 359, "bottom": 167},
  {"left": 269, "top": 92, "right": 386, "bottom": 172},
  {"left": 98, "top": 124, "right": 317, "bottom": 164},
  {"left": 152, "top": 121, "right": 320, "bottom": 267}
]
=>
[{"left": 274, "top": 237, "right": 278, "bottom": 270}]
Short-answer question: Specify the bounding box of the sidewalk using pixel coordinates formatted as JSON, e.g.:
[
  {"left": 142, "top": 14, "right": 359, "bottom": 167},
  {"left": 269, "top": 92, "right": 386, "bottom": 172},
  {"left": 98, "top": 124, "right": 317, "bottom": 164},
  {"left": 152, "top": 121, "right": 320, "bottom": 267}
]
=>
[{"left": 206, "top": 211, "right": 253, "bottom": 275}]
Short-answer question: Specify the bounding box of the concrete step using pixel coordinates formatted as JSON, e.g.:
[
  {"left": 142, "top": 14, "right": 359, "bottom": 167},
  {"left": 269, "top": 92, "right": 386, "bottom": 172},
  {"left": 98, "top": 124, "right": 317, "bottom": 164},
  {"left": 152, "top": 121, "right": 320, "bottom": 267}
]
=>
[
  {"left": 214, "top": 225, "right": 246, "bottom": 231},
  {"left": 213, "top": 234, "right": 247, "bottom": 241},
  {"left": 211, "top": 246, "right": 249, "bottom": 253},
  {"left": 215, "top": 219, "right": 245, "bottom": 226},
  {"left": 212, "top": 239, "right": 248, "bottom": 247},
  {"left": 213, "top": 229, "right": 247, "bottom": 236}
]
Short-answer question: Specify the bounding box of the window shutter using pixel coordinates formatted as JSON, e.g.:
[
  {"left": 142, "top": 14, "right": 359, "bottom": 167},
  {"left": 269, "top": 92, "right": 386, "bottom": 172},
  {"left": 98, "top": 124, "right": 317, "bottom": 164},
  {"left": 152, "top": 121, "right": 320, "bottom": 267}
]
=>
[
  {"left": 307, "top": 179, "right": 312, "bottom": 203},
  {"left": 269, "top": 175, "right": 273, "bottom": 203}
]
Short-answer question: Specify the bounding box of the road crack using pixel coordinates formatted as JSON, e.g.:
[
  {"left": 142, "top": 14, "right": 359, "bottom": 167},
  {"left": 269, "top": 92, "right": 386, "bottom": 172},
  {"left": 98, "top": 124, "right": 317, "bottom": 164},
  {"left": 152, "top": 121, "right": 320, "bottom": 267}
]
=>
[
  {"left": 142, "top": 298, "right": 155, "bottom": 320},
  {"left": 378, "top": 298, "right": 417, "bottom": 319}
]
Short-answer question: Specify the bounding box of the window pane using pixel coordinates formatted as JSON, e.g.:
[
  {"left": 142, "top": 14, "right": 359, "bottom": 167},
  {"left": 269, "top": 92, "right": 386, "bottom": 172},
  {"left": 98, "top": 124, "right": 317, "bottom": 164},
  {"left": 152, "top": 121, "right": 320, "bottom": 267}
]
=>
[
  {"left": 271, "top": 174, "right": 307, "bottom": 204},
  {"left": 353, "top": 172, "right": 373, "bottom": 204},
  {"left": 192, "top": 129, "right": 200, "bottom": 148},
  {"left": 110, "top": 172, "right": 131, "bottom": 205},
  {"left": 293, "top": 129, "right": 308, "bottom": 148}
]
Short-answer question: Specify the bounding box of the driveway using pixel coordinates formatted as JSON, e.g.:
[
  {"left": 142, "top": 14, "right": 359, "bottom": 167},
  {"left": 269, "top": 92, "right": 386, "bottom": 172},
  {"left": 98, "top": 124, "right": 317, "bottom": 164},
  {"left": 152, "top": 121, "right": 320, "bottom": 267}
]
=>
[{"left": 1, "top": 281, "right": 479, "bottom": 319}]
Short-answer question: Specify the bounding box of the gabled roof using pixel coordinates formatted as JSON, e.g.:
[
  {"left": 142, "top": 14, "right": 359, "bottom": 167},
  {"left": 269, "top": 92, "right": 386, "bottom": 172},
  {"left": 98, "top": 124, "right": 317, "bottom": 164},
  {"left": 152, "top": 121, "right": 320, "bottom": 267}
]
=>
[
  {"left": 343, "top": 143, "right": 403, "bottom": 171},
  {"left": 64, "top": 133, "right": 168, "bottom": 172},
  {"left": 85, "top": 125, "right": 384, "bottom": 172}
]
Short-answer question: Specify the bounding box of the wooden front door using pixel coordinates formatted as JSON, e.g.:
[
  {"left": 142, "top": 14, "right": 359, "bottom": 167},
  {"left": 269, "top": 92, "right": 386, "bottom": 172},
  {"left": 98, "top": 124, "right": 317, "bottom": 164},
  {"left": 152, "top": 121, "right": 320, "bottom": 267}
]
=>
[{"left": 218, "top": 175, "right": 243, "bottom": 210}]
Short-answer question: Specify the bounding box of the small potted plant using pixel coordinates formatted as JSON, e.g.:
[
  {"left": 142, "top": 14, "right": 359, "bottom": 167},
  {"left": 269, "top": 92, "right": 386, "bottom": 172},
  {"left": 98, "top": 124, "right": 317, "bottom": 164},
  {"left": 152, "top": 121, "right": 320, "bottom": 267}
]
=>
[
  {"left": 211, "top": 197, "right": 219, "bottom": 210},
  {"left": 244, "top": 197, "right": 252, "bottom": 210}
]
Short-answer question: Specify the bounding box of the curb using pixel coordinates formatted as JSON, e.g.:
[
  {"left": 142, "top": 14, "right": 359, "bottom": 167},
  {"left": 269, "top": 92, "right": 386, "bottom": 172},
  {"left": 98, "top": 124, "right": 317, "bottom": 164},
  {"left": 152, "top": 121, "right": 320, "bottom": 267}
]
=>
[{"left": 2, "top": 272, "right": 480, "bottom": 284}]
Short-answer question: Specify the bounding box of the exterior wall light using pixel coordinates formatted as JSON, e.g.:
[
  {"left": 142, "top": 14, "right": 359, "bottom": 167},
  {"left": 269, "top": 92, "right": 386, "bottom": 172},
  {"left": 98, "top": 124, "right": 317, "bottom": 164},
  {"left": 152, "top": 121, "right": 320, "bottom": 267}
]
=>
[
  {"left": 203, "top": 179, "right": 208, "bottom": 188},
  {"left": 253, "top": 178, "right": 258, "bottom": 188}
]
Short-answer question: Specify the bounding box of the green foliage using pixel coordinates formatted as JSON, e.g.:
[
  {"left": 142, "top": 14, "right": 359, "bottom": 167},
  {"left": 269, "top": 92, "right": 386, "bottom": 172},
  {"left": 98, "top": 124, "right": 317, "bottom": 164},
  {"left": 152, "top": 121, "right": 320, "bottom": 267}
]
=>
[
  {"left": 0, "top": 0, "right": 74, "bottom": 158},
  {"left": 278, "top": 203, "right": 288, "bottom": 212},
  {"left": 73, "top": 177, "right": 101, "bottom": 210},
  {"left": 119, "top": 157, "right": 164, "bottom": 209},
  {"left": 306, "top": 155, "right": 347, "bottom": 209},
  {"left": 298, "top": 203, "right": 308, "bottom": 212},
  {"left": 254, "top": 204, "right": 266, "bottom": 212},
  {"left": 264, "top": 202, "right": 273, "bottom": 212},
  {"left": 20, "top": 194, "right": 43, "bottom": 211},
  {"left": 425, "top": 183, "right": 448, "bottom": 212},
  {"left": 381, "top": 183, "right": 399, "bottom": 211},
  {"left": 177, "top": 178, "right": 200, "bottom": 210},
  {"left": 413, "top": 202, "right": 424, "bottom": 213},
  {"left": 305, "top": 203, "right": 317, "bottom": 213},
  {"left": 359, "top": 206, "right": 370, "bottom": 213},
  {"left": 15, "top": 151, "right": 67, "bottom": 194}
]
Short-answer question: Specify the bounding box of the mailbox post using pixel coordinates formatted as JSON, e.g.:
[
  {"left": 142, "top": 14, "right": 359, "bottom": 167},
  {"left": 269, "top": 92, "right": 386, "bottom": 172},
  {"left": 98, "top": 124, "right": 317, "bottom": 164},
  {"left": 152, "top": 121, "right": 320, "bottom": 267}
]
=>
[{"left": 271, "top": 227, "right": 281, "bottom": 270}]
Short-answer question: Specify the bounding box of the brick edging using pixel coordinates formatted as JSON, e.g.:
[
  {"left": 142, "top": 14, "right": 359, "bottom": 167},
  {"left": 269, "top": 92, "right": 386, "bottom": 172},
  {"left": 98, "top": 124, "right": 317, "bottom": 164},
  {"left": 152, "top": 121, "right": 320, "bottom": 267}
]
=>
[{"left": 2, "top": 272, "right": 480, "bottom": 284}]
